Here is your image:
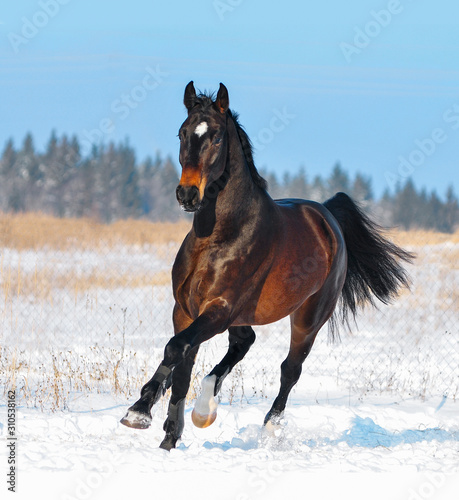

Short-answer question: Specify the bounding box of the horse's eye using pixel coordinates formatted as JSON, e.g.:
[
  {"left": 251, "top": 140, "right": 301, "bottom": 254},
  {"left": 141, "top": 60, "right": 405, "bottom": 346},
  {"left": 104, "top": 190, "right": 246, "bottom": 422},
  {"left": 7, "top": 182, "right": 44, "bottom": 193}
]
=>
[{"left": 213, "top": 136, "right": 222, "bottom": 145}]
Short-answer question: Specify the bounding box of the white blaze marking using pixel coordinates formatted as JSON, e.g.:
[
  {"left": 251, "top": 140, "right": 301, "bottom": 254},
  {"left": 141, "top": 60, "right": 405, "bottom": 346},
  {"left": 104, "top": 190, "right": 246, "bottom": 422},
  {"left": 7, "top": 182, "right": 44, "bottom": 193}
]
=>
[{"left": 194, "top": 121, "right": 208, "bottom": 137}]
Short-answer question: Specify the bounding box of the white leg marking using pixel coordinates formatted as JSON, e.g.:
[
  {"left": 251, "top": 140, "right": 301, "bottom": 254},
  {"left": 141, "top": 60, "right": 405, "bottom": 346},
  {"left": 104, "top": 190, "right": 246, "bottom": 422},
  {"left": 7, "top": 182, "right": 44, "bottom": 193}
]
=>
[
  {"left": 191, "top": 374, "right": 218, "bottom": 428},
  {"left": 120, "top": 409, "right": 152, "bottom": 429}
]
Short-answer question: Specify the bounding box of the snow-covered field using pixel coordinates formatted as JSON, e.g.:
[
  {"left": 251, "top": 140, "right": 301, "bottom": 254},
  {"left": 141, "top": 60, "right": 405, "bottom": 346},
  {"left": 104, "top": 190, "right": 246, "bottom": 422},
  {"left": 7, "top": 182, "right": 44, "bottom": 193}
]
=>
[
  {"left": 1, "top": 236, "right": 458, "bottom": 498},
  {"left": 4, "top": 381, "right": 459, "bottom": 499}
]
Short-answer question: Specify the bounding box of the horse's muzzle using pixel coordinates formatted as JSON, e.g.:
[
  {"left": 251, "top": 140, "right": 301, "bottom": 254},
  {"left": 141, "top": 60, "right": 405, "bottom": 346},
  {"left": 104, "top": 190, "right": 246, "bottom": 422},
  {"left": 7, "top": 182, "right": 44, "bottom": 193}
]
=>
[{"left": 176, "top": 185, "right": 201, "bottom": 212}]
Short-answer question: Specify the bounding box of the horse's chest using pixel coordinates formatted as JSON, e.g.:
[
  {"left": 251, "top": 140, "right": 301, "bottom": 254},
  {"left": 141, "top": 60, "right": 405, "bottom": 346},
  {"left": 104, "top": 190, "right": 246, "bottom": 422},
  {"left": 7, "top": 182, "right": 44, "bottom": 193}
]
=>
[{"left": 175, "top": 256, "right": 217, "bottom": 320}]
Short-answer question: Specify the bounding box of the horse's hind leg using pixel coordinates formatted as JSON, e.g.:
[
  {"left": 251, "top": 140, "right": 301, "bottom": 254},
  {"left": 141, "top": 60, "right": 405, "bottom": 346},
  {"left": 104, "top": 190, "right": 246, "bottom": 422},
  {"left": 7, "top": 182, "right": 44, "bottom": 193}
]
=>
[
  {"left": 263, "top": 324, "right": 316, "bottom": 429},
  {"left": 264, "top": 286, "right": 340, "bottom": 429},
  {"left": 192, "top": 326, "right": 256, "bottom": 428}
]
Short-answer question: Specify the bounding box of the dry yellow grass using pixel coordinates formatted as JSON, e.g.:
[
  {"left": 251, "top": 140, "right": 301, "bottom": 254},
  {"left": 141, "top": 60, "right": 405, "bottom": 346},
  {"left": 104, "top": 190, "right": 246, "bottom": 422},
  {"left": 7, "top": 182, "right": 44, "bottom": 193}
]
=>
[
  {"left": 1, "top": 213, "right": 458, "bottom": 300},
  {"left": 2, "top": 211, "right": 458, "bottom": 250},
  {"left": 388, "top": 228, "right": 459, "bottom": 247},
  {"left": 0, "top": 212, "right": 190, "bottom": 250},
  {"left": 0, "top": 212, "right": 192, "bottom": 301},
  {"left": 385, "top": 228, "right": 459, "bottom": 314},
  {"left": 1, "top": 266, "right": 173, "bottom": 303}
]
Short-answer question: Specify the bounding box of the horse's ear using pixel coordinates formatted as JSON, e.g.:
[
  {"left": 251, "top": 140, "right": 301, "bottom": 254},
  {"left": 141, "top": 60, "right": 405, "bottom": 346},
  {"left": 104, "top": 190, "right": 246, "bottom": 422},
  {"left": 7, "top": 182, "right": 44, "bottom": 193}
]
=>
[
  {"left": 215, "top": 83, "right": 229, "bottom": 113},
  {"left": 184, "top": 81, "right": 196, "bottom": 112}
]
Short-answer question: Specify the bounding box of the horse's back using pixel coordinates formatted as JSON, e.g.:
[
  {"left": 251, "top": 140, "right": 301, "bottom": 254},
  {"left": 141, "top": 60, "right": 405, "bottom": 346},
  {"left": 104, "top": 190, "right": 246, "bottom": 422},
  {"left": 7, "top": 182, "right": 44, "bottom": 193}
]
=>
[{"left": 274, "top": 198, "right": 345, "bottom": 253}]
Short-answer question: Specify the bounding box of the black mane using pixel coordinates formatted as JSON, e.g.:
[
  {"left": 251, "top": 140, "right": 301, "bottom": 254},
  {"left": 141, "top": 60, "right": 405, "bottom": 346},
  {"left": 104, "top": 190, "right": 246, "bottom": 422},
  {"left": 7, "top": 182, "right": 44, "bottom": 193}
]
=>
[
  {"left": 192, "top": 92, "right": 268, "bottom": 192},
  {"left": 228, "top": 109, "right": 268, "bottom": 191}
]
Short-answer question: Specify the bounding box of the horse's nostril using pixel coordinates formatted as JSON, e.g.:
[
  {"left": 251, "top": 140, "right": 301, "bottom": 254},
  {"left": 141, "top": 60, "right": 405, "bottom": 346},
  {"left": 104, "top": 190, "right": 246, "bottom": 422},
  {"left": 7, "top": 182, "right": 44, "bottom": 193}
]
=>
[
  {"left": 176, "top": 185, "right": 185, "bottom": 203},
  {"left": 176, "top": 185, "right": 200, "bottom": 211}
]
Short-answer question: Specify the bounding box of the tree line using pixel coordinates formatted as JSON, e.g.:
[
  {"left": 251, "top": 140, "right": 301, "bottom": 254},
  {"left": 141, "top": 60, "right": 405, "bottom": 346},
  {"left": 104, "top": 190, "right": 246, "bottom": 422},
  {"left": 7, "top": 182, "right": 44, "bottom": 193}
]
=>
[{"left": 1, "top": 132, "right": 457, "bottom": 232}]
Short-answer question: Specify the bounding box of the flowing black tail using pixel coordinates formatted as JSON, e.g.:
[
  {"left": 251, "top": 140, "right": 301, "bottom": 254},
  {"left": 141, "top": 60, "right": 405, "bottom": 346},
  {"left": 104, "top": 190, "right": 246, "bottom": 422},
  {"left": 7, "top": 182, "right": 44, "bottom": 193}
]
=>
[{"left": 323, "top": 192, "right": 415, "bottom": 333}]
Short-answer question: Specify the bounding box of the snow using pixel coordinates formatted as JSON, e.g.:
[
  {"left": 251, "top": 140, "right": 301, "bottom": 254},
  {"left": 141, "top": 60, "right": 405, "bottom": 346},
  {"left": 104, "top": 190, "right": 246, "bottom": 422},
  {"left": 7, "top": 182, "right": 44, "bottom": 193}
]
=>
[
  {"left": 1, "top": 240, "right": 459, "bottom": 498},
  {"left": 2, "top": 389, "right": 458, "bottom": 499}
]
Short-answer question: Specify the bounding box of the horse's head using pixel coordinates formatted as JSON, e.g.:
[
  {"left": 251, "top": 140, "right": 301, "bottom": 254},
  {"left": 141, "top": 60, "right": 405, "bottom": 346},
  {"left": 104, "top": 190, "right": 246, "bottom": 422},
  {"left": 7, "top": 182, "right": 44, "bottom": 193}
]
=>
[{"left": 176, "top": 81, "right": 229, "bottom": 212}]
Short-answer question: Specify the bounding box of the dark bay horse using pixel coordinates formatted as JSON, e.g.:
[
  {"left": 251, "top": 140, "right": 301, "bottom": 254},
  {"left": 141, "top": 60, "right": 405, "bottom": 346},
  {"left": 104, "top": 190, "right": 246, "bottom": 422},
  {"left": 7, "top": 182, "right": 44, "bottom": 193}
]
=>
[{"left": 120, "top": 82, "right": 413, "bottom": 450}]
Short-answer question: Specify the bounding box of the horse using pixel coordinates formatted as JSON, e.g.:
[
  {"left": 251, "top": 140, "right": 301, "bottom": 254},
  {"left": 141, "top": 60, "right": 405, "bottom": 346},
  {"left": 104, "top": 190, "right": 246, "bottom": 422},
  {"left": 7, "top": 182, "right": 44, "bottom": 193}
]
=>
[{"left": 120, "top": 81, "right": 413, "bottom": 450}]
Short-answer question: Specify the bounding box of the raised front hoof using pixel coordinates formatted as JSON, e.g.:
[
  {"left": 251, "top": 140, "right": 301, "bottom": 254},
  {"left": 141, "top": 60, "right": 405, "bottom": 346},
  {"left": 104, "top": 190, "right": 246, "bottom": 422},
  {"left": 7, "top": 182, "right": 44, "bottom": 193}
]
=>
[
  {"left": 159, "top": 434, "right": 179, "bottom": 451},
  {"left": 120, "top": 409, "right": 152, "bottom": 429},
  {"left": 191, "top": 408, "right": 217, "bottom": 429}
]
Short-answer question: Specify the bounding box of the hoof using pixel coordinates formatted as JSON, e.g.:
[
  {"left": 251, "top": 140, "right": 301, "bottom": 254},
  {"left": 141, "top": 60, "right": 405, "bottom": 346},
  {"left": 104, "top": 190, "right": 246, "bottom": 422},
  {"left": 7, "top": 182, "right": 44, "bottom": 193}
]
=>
[
  {"left": 120, "top": 409, "right": 152, "bottom": 429},
  {"left": 191, "top": 409, "right": 217, "bottom": 428},
  {"left": 263, "top": 419, "right": 282, "bottom": 437},
  {"left": 192, "top": 374, "right": 218, "bottom": 429},
  {"left": 159, "top": 434, "right": 178, "bottom": 451},
  {"left": 263, "top": 411, "right": 284, "bottom": 436}
]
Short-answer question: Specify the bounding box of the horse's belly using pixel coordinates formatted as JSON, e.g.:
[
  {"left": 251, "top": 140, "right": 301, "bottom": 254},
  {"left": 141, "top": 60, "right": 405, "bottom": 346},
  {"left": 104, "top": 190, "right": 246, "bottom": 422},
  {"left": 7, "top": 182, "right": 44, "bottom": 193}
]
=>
[{"left": 234, "top": 262, "right": 328, "bottom": 326}]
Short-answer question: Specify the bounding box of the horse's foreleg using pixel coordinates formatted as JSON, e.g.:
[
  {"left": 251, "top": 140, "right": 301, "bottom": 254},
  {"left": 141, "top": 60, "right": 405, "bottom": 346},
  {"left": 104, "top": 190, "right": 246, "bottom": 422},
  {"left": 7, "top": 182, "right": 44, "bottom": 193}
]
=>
[
  {"left": 159, "top": 345, "right": 199, "bottom": 450},
  {"left": 191, "top": 326, "right": 256, "bottom": 428},
  {"left": 120, "top": 363, "right": 173, "bottom": 430},
  {"left": 120, "top": 299, "right": 230, "bottom": 435}
]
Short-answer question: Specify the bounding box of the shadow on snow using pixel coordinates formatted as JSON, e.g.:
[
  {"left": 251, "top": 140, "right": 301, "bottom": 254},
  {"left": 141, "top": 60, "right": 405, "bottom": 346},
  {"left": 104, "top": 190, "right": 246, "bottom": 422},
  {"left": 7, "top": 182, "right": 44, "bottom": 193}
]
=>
[{"left": 188, "top": 416, "right": 458, "bottom": 452}]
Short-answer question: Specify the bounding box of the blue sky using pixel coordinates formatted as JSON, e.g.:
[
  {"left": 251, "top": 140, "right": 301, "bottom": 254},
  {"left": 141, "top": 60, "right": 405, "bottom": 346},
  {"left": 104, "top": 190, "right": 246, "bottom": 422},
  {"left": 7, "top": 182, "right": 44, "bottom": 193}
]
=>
[{"left": 1, "top": 0, "right": 458, "bottom": 198}]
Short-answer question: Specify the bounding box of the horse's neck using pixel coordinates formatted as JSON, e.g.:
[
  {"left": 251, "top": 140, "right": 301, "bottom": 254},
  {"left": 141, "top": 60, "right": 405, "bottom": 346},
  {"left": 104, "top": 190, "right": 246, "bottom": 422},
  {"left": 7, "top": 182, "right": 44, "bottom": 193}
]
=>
[{"left": 192, "top": 123, "right": 271, "bottom": 239}]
